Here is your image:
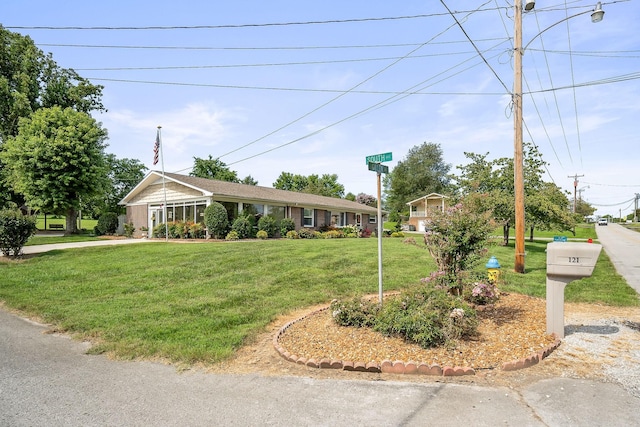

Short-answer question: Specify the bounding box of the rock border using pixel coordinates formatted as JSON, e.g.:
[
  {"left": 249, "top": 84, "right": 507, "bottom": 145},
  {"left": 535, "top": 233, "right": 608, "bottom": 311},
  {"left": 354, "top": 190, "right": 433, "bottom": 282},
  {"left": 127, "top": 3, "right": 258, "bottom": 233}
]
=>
[{"left": 273, "top": 307, "right": 562, "bottom": 376}]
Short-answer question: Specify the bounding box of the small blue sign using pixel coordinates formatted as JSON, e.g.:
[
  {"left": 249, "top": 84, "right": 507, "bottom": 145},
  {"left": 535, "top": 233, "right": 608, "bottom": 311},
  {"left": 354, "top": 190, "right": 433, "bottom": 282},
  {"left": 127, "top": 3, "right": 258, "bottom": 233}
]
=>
[{"left": 553, "top": 236, "right": 568, "bottom": 242}]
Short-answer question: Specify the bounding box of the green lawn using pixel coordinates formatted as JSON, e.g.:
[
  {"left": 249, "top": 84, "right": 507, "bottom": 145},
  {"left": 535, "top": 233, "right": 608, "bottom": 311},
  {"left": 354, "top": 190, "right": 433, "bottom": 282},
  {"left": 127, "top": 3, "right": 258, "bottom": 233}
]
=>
[
  {"left": 35, "top": 215, "right": 98, "bottom": 232},
  {"left": 1, "top": 237, "right": 637, "bottom": 367}
]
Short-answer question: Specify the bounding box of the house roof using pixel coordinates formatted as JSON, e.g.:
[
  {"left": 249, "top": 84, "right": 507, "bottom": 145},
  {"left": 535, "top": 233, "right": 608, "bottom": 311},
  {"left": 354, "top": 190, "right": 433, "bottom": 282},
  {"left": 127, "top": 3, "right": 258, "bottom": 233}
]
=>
[
  {"left": 406, "top": 193, "right": 449, "bottom": 205},
  {"left": 120, "top": 171, "right": 380, "bottom": 214}
]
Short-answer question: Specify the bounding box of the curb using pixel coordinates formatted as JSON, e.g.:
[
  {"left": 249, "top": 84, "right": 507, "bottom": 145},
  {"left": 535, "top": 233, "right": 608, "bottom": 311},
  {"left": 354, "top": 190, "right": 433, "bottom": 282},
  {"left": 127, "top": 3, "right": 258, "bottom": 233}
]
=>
[{"left": 274, "top": 307, "right": 562, "bottom": 376}]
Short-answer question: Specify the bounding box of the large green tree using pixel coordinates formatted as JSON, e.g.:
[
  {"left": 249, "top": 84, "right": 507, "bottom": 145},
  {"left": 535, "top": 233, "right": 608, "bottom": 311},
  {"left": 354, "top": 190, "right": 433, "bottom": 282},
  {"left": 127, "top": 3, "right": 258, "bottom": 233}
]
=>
[
  {"left": 1, "top": 106, "right": 109, "bottom": 233},
  {"left": 383, "top": 142, "right": 452, "bottom": 214},
  {"left": 455, "top": 142, "right": 574, "bottom": 244},
  {"left": 273, "top": 172, "right": 345, "bottom": 198},
  {"left": 190, "top": 155, "right": 256, "bottom": 185},
  {"left": 104, "top": 155, "right": 147, "bottom": 215},
  {"left": 0, "top": 25, "right": 105, "bottom": 208}
]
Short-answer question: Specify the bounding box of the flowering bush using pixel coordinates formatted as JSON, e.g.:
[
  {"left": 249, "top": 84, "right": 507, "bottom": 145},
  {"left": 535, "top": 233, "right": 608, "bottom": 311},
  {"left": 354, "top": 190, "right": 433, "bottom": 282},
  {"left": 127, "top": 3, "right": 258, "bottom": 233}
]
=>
[
  {"left": 341, "top": 224, "right": 359, "bottom": 238},
  {"left": 423, "top": 202, "right": 494, "bottom": 294},
  {"left": 256, "top": 230, "right": 268, "bottom": 240},
  {"left": 285, "top": 230, "right": 299, "bottom": 239},
  {"left": 469, "top": 282, "right": 499, "bottom": 305}
]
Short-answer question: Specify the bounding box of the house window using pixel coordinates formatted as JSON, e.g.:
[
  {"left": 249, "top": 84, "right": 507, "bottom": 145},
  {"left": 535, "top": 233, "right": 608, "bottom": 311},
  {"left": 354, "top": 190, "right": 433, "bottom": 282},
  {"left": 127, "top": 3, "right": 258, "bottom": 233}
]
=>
[
  {"left": 303, "top": 208, "right": 314, "bottom": 227},
  {"left": 266, "top": 205, "right": 285, "bottom": 221},
  {"left": 331, "top": 212, "right": 346, "bottom": 226},
  {"left": 369, "top": 215, "right": 377, "bottom": 224}
]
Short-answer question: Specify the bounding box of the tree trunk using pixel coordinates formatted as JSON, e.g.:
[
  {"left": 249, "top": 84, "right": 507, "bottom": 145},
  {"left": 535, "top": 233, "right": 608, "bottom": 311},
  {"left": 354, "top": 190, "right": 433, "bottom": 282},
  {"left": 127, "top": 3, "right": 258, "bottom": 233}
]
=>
[
  {"left": 503, "top": 223, "right": 510, "bottom": 246},
  {"left": 529, "top": 226, "right": 534, "bottom": 242},
  {"left": 65, "top": 208, "right": 78, "bottom": 235}
]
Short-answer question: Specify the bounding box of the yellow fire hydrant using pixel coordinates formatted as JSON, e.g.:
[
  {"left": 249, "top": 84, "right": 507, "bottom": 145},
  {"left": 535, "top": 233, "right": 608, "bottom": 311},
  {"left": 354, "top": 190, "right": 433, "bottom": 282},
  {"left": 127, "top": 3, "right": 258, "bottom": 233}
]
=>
[{"left": 485, "top": 256, "right": 501, "bottom": 283}]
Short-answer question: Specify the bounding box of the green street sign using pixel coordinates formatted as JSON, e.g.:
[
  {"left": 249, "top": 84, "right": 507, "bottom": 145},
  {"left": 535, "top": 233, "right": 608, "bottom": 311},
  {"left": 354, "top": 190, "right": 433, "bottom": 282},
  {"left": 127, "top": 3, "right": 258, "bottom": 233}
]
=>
[
  {"left": 368, "top": 162, "right": 389, "bottom": 174},
  {"left": 365, "top": 152, "right": 392, "bottom": 165}
]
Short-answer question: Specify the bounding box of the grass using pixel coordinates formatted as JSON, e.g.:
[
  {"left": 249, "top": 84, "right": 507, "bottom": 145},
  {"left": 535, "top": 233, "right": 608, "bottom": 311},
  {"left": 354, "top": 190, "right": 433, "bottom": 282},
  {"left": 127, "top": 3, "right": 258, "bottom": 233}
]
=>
[
  {"left": 35, "top": 215, "right": 98, "bottom": 232},
  {"left": 26, "top": 234, "right": 101, "bottom": 246},
  {"left": 1, "top": 237, "right": 637, "bottom": 367}
]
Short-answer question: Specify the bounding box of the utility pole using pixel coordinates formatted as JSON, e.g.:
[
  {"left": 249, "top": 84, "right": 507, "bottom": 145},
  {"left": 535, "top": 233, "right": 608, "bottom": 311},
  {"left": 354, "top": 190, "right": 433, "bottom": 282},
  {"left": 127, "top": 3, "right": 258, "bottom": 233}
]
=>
[
  {"left": 635, "top": 193, "right": 639, "bottom": 223},
  {"left": 568, "top": 174, "right": 584, "bottom": 213},
  {"left": 513, "top": 0, "right": 525, "bottom": 274}
]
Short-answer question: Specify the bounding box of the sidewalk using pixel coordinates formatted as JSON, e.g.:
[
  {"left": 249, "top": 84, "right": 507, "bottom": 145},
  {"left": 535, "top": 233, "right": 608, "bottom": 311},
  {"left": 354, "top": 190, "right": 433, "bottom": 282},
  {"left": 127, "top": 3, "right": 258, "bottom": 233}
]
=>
[{"left": 19, "top": 237, "right": 150, "bottom": 255}]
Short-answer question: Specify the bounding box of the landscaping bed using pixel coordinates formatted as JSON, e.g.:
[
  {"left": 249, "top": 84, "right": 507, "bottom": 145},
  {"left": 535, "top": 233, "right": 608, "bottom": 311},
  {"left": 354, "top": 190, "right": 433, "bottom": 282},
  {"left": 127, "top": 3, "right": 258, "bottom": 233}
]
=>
[{"left": 275, "top": 293, "right": 557, "bottom": 372}]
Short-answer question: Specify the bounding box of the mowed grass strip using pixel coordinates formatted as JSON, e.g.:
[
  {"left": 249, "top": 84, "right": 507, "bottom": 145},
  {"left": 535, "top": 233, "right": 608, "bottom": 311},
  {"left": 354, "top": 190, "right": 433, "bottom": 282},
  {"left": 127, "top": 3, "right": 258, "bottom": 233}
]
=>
[{"left": 1, "top": 237, "right": 637, "bottom": 366}]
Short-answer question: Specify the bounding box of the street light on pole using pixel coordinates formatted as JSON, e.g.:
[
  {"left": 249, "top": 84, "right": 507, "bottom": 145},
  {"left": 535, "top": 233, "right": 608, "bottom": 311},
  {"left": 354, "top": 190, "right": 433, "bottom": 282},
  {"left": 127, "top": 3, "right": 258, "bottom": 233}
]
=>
[{"left": 513, "top": 1, "right": 604, "bottom": 273}]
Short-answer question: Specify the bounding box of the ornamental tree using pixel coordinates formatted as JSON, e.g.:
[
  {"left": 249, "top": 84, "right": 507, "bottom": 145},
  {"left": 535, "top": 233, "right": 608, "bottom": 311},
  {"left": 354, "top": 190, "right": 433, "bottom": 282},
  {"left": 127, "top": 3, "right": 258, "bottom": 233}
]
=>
[{"left": 1, "top": 106, "right": 109, "bottom": 234}]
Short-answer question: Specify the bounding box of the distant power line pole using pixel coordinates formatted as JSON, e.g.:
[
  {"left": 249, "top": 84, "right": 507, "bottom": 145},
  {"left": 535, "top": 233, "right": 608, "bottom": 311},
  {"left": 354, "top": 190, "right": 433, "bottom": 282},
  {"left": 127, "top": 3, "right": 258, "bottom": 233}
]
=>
[
  {"left": 568, "top": 174, "right": 584, "bottom": 213},
  {"left": 635, "top": 193, "right": 639, "bottom": 223}
]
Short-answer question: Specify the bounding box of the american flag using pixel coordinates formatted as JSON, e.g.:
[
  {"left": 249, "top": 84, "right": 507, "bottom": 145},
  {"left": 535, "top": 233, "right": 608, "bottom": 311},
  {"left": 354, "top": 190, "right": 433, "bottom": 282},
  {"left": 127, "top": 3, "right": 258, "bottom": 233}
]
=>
[{"left": 153, "top": 130, "right": 160, "bottom": 165}]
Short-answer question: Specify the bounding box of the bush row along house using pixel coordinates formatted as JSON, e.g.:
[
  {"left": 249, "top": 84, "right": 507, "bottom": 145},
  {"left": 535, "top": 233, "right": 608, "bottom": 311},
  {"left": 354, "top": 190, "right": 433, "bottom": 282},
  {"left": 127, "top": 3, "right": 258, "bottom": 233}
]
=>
[{"left": 120, "top": 171, "right": 383, "bottom": 237}]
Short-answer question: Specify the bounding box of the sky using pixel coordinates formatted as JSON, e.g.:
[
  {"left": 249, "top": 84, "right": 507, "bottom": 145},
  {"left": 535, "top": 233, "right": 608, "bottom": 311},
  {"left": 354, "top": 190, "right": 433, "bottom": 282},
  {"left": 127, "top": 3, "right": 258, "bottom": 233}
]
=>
[{"left": 3, "top": 1, "right": 639, "bottom": 217}]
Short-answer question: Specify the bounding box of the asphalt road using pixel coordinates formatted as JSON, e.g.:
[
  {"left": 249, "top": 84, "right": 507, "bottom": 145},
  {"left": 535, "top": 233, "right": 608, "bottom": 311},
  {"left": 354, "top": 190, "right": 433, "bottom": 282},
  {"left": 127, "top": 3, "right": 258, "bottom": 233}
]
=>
[
  {"left": 596, "top": 223, "right": 640, "bottom": 293},
  {"left": 2, "top": 233, "right": 640, "bottom": 425}
]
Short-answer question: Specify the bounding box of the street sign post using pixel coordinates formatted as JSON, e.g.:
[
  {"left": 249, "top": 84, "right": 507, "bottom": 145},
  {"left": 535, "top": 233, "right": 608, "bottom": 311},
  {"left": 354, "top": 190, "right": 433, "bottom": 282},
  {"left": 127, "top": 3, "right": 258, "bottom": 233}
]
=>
[
  {"left": 365, "top": 152, "right": 392, "bottom": 165},
  {"left": 365, "top": 152, "right": 392, "bottom": 306},
  {"left": 368, "top": 162, "right": 389, "bottom": 174}
]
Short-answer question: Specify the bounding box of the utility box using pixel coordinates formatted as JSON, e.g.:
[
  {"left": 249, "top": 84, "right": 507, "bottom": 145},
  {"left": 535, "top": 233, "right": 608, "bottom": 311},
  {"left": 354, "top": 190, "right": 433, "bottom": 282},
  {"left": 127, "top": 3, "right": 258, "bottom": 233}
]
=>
[{"left": 546, "top": 242, "right": 602, "bottom": 338}]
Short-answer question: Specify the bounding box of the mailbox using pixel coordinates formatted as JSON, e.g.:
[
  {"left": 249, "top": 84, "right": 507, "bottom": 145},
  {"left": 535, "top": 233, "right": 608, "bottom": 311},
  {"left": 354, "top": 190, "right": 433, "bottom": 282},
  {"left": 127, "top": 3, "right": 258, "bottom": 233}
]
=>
[
  {"left": 546, "top": 242, "right": 602, "bottom": 338},
  {"left": 546, "top": 242, "right": 602, "bottom": 278}
]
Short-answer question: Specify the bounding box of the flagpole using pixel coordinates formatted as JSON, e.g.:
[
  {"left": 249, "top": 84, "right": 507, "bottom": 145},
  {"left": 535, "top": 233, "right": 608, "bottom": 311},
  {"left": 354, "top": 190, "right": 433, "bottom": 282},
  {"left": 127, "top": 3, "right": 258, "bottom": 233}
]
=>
[{"left": 157, "top": 126, "right": 169, "bottom": 242}]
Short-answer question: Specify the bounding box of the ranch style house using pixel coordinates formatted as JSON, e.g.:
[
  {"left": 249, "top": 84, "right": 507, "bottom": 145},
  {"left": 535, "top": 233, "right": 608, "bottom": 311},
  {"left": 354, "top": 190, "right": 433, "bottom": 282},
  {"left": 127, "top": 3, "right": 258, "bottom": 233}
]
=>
[{"left": 120, "top": 171, "right": 382, "bottom": 238}]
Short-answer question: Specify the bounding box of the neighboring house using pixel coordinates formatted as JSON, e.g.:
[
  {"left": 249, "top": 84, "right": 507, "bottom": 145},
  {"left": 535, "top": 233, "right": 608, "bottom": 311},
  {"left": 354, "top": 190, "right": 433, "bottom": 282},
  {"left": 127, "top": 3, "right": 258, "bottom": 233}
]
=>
[
  {"left": 119, "top": 171, "right": 381, "bottom": 237},
  {"left": 406, "top": 193, "right": 449, "bottom": 232}
]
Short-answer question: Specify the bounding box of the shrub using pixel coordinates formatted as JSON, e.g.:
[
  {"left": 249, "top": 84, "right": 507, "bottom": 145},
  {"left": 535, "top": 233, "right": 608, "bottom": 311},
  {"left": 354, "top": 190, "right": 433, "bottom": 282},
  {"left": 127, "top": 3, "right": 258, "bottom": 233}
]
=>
[
  {"left": 330, "top": 298, "right": 380, "bottom": 328},
  {"left": 297, "top": 228, "right": 316, "bottom": 239},
  {"left": 279, "top": 218, "right": 296, "bottom": 236},
  {"left": 256, "top": 230, "right": 268, "bottom": 240},
  {"left": 95, "top": 212, "right": 118, "bottom": 235},
  {"left": 152, "top": 223, "right": 166, "bottom": 238},
  {"left": 0, "top": 209, "right": 37, "bottom": 257},
  {"left": 390, "top": 231, "right": 405, "bottom": 238},
  {"left": 204, "top": 202, "right": 229, "bottom": 239},
  {"left": 360, "top": 228, "right": 372, "bottom": 238},
  {"left": 323, "top": 230, "right": 342, "bottom": 239},
  {"left": 342, "top": 224, "right": 359, "bottom": 238},
  {"left": 189, "top": 222, "right": 205, "bottom": 239},
  {"left": 423, "top": 202, "right": 494, "bottom": 293},
  {"left": 257, "top": 215, "right": 277, "bottom": 237},
  {"left": 374, "top": 286, "right": 478, "bottom": 348},
  {"left": 468, "top": 282, "right": 500, "bottom": 305},
  {"left": 123, "top": 222, "right": 135, "bottom": 238},
  {"left": 285, "top": 230, "right": 299, "bottom": 239},
  {"left": 225, "top": 230, "right": 239, "bottom": 241},
  {"left": 232, "top": 216, "right": 253, "bottom": 239}
]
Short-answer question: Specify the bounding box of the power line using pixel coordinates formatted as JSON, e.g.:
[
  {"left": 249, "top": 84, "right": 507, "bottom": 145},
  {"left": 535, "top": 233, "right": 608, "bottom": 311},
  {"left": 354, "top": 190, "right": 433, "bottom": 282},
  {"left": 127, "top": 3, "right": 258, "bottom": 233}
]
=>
[
  {"left": 217, "top": 19, "right": 463, "bottom": 160},
  {"left": 72, "top": 50, "right": 500, "bottom": 71},
  {"left": 6, "top": 10, "right": 503, "bottom": 31},
  {"left": 36, "top": 38, "right": 509, "bottom": 51}
]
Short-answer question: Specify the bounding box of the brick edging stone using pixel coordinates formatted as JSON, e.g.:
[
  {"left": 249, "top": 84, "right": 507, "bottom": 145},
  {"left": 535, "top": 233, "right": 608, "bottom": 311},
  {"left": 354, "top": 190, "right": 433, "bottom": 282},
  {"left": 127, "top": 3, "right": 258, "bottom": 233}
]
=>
[{"left": 273, "top": 307, "right": 562, "bottom": 376}]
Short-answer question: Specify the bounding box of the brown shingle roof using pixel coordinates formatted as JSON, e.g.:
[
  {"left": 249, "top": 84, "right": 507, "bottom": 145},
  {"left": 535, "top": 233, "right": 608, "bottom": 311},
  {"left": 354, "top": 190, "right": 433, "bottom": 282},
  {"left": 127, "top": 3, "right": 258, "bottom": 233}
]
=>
[{"left": 161, "top": 172, "right": 380, "bottom": 214}]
